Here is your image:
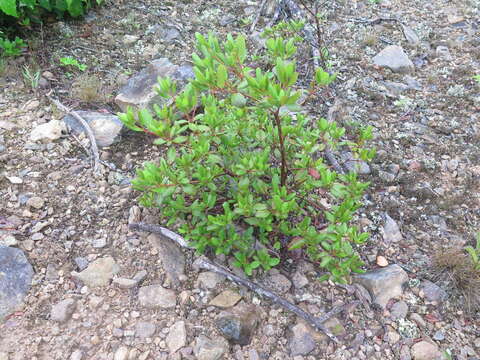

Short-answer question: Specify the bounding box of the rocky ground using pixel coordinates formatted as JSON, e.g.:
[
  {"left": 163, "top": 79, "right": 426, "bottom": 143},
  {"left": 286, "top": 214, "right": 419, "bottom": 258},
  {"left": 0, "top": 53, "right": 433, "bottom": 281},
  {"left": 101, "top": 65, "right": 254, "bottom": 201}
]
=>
[{"left": 0, "top": 0, "right": 479, "bottom": 359}]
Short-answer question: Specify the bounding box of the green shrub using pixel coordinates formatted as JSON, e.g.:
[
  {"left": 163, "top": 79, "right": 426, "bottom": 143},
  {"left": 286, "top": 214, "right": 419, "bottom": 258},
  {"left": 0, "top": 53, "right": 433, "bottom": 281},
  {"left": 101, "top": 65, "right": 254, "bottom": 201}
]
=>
[
  {"left": 0, "top": 34, "right": 25, "bottom": 56},
  {"left": 119, "top": 32, "right": 375, "bottom": 283},
  {"left": 0, "top": 0, "right": 102, "bottom": 24}
]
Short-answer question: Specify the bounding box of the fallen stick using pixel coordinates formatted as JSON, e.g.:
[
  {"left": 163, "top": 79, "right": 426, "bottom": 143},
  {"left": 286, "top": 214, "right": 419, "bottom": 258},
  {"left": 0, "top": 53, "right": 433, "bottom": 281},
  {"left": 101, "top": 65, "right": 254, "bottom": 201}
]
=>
[
  {"left": 47, "top": 94, "right": 100, "bottom": 172},
  {"left": 129, "top": 222, "right": 342, "bottom": 343},
  {"left": 250, "top": 0, "right": 269, "bottom": 33}
]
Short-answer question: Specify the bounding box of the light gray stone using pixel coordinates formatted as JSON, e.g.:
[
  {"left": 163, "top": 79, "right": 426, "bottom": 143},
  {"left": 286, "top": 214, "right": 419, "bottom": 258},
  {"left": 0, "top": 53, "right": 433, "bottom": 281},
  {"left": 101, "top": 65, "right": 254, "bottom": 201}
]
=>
[
  {"left": 382, "top": 213, "right": 403, "bottom": 243},
  {"left": 197, "top": 271, "right": 225, "bottom": 289},
  {"left": 421, "top": 280, "right": 447, "bottom": 303},
  {"left": 63, "top": 111, "right": 124, "bottom": 148},
  {"left": 193, "top": 335, "right": 228, "bottom": 360},
  {"left": 70, "top": 349, "right": 83, "bottom": 360},
  {"left": 292, "top": 271, "right": 309, "bottom": 289},
  {"left": 410, "top": 341, "right": 441, "bottom": 360},
  {"left": 30, "top": 120, "right": 66, "bottom": 142},
  {"left": 0, "top": 235, "right": 18, "bottom": 247},
  {"left": 166, "top": 320, "right": 186, "bottom": 353},
  {"left": 353, "top": 264, "right": 408, "bottom": 308},
  {"left": 113, "top": 278, "right": 138, "bottom": 289},
  {"left": 115, "top": 58, "right": 193, "bottom": 112},
  {"left": 114, "top": 346, "right": 129, "bottom": 360},
  {"left": 71, "top": 256, "right": 120, "bottom": 287},
  {"left": 401, "top": 24, "right": 420, "bottom": 45},
  {"left": 148, "top": 234, "right": 185, "bottom": 285},
  {"left": 26, "top": 196, "right": 44, "bottom": 209},
  {"left": 0, "top": 246, "right": 34, "bottom": 321},
  {"left": 341, "top": 151, "right": 371, "bottom": 174},
  {"left": 135, "top": 321, "right": 156, "bottom": 338},
  {"left": 138, "top": 285, "right": 176, "bottom": 308},
  {"left": 373, "top": 45, "right": 414, "bottom": 74},
  {"left": 390, "top": 301, "right": 408, "bottom": 319},
  {"left": 288, "top": 322, "right": 316, "bottom": 356},
  {"left": 51, "top": 298, "right": 77, "bottom": 323},
  {"left": 266, "top": 273, "right": 292, "bottom": 294}
]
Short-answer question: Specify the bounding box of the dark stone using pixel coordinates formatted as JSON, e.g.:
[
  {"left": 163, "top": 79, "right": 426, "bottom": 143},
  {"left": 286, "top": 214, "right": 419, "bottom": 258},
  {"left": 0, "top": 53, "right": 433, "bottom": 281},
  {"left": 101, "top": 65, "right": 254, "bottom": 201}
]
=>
[
  {"left": 215, "top": 305, "right": 259, "bottom": 345},
  {"left": 0, "top": 246, "right": 34, "bottom": 321}
]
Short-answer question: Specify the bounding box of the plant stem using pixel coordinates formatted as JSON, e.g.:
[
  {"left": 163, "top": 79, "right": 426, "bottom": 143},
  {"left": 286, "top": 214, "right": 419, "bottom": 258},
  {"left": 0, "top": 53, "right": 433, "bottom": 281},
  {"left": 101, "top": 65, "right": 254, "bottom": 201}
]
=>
[{"left": 273, "top": 109, "right": 288, "bottom": 187}]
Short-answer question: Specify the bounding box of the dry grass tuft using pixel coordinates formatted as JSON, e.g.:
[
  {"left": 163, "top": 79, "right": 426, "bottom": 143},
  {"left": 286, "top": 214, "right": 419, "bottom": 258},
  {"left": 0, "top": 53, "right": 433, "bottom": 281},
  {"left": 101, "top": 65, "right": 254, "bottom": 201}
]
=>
[
  {"left": 431, "top": 247, "right": 480, "bottom": 316},
  {"left": 72, "top": 73, "right": 105, "bottom": 103}
]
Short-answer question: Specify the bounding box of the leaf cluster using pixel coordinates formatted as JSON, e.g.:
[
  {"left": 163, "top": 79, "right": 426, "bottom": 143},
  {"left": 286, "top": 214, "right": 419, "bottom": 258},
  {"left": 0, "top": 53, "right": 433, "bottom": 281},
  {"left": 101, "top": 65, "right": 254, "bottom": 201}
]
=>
[{"left": 119, "top": 32, "right": 375, "bottom": 283}]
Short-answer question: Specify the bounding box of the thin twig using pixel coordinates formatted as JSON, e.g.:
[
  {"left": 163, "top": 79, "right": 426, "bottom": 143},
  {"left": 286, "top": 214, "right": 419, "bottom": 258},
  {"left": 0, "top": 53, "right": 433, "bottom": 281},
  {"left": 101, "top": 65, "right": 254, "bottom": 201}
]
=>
[
  {"left": 129, "top": 222, "right": 193, "bottom": 249},
  {"left": 197, "top": 257, "right": 339, "bottom": 343},
  {"left": 250, "top": 0, "right": 269, "bottom": 33},
  {"left": 129, "top": 222, "right": 342, "bottom": 343},
  {"left": 47, "top": 94, "right": 100, "bottom": 172}
]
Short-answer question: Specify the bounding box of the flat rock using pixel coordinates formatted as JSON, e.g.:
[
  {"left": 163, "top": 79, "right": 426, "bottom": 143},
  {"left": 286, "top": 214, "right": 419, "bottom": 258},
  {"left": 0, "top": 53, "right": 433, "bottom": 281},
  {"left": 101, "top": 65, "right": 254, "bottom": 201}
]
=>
[
  {"left": 209, "top": 290, "right": 242, "bottom": 308},
  {"left": 26, "top": 196, "right": 44, "bottom": 209},
  {"left": 166, "top": 320, "right": 186, "bottom": 353},
  {"left": 114, "top": 346, "right": 129, "bottom": 360},
  {"left": 71, "top": 256, "right": 119, "bottom": 287},
  {"left": 353, "top": 264, "right": 408, "bottom": 308},
  {"left": 215, "top": 304, "right": 259, "bottom": 345},
  {"left": 373, "top": 45, "right": 414, "bottom": 74},
  {"left": 50, "top": 298, "right": 77, "bottom": 323},
  {"left": 197, "top": 271, "right": 225, "bottom": 289},
  {"left": 265, "top": 273, "right": 292, "bottom": 294},
  {"left": 382, "top": 213, "right": 403, "bottom": 243},
  {"left": 63, "top": 111, "right": 124, "bottom": 147},
  {"left": 421, "top": 280, "right": 448, "bottom": 303},
  {"left": 390, "top": 300, "right": 409, "bottom": 319},
  {"left": 147, "top": 234, "right": 185, "bottom": 286},
  {"left": 0, "top": 235, "right": 18, "bottom": 247},
  {"left": 113, "top": 277, "right": 138, "bottom": 289},
  {"left": 30, "top": 120, "right": 66, "bottom": 142},
  {"left": 288, "top": 322, "right": 316, "bottom": 356},
  {"left": 70, "top": 349, "right": 83, "bottom": 360},
  {"left": 115, "top": 58, "right": 193, "bottom": 112},
  {"left": 0, "top": 246, "right": 34, "bottom": 321},
  {"left": 292, "top": 271, "right": 309, "bottom": 289},
  {"left": 411, "top": 341, "right": 442, "bottom": 360},
  {"left": 193, "top": 335, "right": 228, "bottom": 360},
  {"left": 135, "top": 321, "right": 156, "bottom": 338},
  {"left": 138, "top": 285, "right": 176, "bottom": 308}
]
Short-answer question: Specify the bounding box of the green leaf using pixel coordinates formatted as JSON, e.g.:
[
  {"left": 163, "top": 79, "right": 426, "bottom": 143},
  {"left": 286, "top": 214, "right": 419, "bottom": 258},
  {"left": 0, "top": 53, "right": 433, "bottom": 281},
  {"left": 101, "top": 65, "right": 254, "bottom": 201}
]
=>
[
  {"left": 0, "top": 0, "right": 17, "bottom": 17},
  {"left": 217, "top": 64, "right": 228, "bottom": 88},
  {"left": 173, "top": 136, "right": 188, "bottom": 144}
]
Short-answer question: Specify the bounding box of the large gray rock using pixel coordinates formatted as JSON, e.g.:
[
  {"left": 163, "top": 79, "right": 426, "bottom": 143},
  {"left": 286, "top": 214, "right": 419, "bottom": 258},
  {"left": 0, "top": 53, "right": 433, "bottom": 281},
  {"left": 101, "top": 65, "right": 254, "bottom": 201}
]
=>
[
  {"left": 71, "top": 256, "right": 119, "bottom": 287},
  {"left": 63, "top": 111, "right": 124, "bottom": 147},
  {"left": 0, "top": 246, "right": 34, "bottom": 321},
  {"left": 147, "top": 234, "right": 185, "bottom": 286},
  {"left": 115, "top": 58, "right": 194, "bottom": 112},
  {"left": 353, "top": 264, "right": 408, "bottom": 308},
  {"left": 373, "top": 45, "right": 414, "bottom": 74},
  {"left": 193, "top": 335, "right": 228, "bottom": 360}
]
